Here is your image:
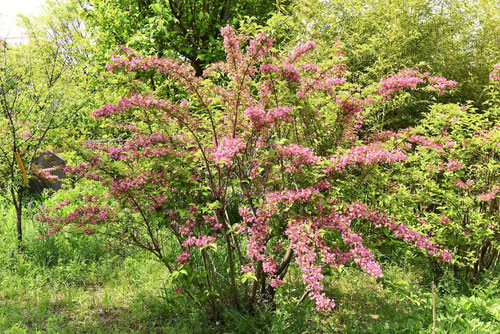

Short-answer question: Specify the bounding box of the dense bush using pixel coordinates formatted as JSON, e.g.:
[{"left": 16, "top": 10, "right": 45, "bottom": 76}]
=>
[
  {"left": 375, "top": 68, "right": 499, "bottom": 280},
  {"left": 37, "top": 27, "right": 459, "bottom": 315}
]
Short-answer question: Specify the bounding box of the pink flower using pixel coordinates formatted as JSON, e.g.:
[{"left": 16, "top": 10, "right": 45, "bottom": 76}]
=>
[
  {"left": 446, "top": 159, "right": 464, "bottom": 171},
  {"left": 326, "top": 145, "right": 407, "bottom": 173},
  {"left": 177, "top": 252, "right": 192, "bottom": 265},
  {"left": 278, "top": 144, "right": 320, "bottom": 172},
  {"left": 489, "top": 64, "right": 500, "bottom": 83},
  {"left": 378, "top": 69, "right": 456, "bottom": 99},
  {"left": 478, "top": 185, "right": 499, "bottom": 202},
  {"left": 427, "top": 76, "right": 457, "bottom": 95},
  {"left": 378, "top": 69, "right": 425, "bottom": 99},
  {"left": 213, "top": 137, "right": 244, "bottom": 167}
]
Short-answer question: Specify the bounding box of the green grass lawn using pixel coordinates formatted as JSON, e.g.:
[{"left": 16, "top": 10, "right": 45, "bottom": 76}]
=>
[{"left": 1, "top": 209, "right": 499, "bottom": 333}]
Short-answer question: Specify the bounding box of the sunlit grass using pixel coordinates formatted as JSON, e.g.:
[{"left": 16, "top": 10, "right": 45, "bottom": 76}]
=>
[{"left": 0, "top": 207, "right": 498, "bottom": 333}]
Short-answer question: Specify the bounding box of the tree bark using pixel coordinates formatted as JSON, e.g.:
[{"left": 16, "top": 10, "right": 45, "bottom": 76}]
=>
[
  {"left": 16, "top": 204, "right": 23, "bottom": 243},
  {"left": 189, "top": 58, "right": 204, "bottom": 77},
  {"left": 13, "top": 189, "right": 23, "bottom": 248}
]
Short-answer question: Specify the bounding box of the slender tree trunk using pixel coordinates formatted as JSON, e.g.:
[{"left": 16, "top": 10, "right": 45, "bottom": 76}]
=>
[
  {"left": 16, "top": 204, "right": 23, "bottom": 243},
  {"left": 10, "top": 185, "right": 23, "bottom": 243},
  {"left": 13, "top": 190, "right": 23, "bottom": 248},
  {"left": 224, "top": 231, "right": 241, "bottom": 310}
]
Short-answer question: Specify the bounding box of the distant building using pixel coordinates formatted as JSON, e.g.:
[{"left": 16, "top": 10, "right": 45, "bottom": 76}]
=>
[{"left": 1, "top": 36, "right": 29, "bottom": 46}]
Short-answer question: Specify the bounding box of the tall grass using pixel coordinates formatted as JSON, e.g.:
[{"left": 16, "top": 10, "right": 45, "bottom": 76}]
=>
[{"left": 0, "top": 202, "right": 498, "bottom": 333}]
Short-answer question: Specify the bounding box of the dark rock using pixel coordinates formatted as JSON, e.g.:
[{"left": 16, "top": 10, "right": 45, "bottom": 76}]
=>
[{"left": 28, "top": 151, "right": 66, "bottom": 194}]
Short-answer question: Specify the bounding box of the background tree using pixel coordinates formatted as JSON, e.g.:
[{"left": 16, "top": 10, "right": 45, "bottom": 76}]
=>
[
  {"left": 0, "top": 2, "right": 86, "bottom": 245},
  {"left": 275, "top": 0, "right": 500, "bottom": 128},
  {"left": 78, "top": 0, "right": 287, "bottom": 76}
]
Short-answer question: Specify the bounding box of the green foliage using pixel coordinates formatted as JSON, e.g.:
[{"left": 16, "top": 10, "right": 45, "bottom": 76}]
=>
[
  {"left": 280, "top": 0, "right": 500, "bottom": 127},
  {"left": 376, "top": 101, "right": 499, "bottom": 279},
  {"left": 0, "top": 15, "right": 85, "bottom": 243},
  {"left": 19, "top": 0, "right": 118, "bottom": 141},
  {"left": 79, "top": 0, "right": 285, "bottom": 75},
  {"left": 0, "top": 0, "right": 498, "bottom": 332},
  {"left": 1, "top": 220, "right": 497, "bottom": 334}
]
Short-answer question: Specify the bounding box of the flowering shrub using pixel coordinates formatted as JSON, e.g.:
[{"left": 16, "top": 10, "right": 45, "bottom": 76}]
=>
[
  {"left": 38, "top": 27, "right": 456, "bottom": 313},
  {"left": 373, "top": 68, "right": 499, "bottom": 279}
]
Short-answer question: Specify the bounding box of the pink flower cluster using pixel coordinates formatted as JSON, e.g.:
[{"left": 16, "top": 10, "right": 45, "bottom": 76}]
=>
[
  {"left": 32, "top": 167, "right": 59, "bottom": 181},
  {"left": 286, "top": 217, "right": 335, "bottom": 311},
  {"left": 261, "top": 63, "right": 301, "bottom": 83},
  {"left": 489, "top": 64, "right": 500, "bottom": 83},
  {"left": 265, "top": 187, "right": 320, "bottom": 207},
  {"left": 37, "top": 203, "right": 114, "bottom": 237},
  {"left": 454, "top": 179, "right": 474, "bottom": 190},
  {"left": 286, "top": 40, "right": 317, "bottom": 63},
  {"left": 347, "top": 203, "right": 452, "bottom": 262},
  {"left": 216, "top": 25, "right": 274, "bottom": 79},
  {"left": 260, "top": 39, "right": 347, "bottom": 99},
  {"left": 244, "top": 105, "right": 293, "bottom": 129},
  {"left": 213, "top": 137, "right": 245, "bottom": 167},
  {"left": 433, "top": 159, "right": 465, "bottom": 173},
  {"left": 478, "top": 185, "right": 499, "bottom": 202},
  {"left": 407, "top": 134, "right": 444, "bottom": 150},
  {"left": 181, "top": 235, "right": 217, "bottom": 248},
  {"left": 106, "top": 53, "right": 199, "bottom": 92},
  {"left": 325, "top": 145, "right": 408, "bottom": 173},
  {"left": 427, "top": 76, "right": 458, "bottom": 95},
  {"left": 176, "top": 251, "right": 192, "bottom": 265},
  {"left": 378, "top": 69, "right": 456, "bottom": 99},
  {"left": 108, "top": 171, "right": 164, "bottom": 196},
  {"left": 108, "top": 133, "right": 173, "bottom": 161},
  {"left": 445, "top": 159, "right": 464, "bottom": 171},
  {"left": 149, "top": 196, "right": 167, "bottom": 210},
  {"left": 278, "top": 144, "right": 320, "bottom": 172},
  {"left": 378, "top": 69, "right": 425, "bottom": 98},
  {"left": 239, "top": 182, "right": 451, "bottom": 311},
  {"left": 92, "top": 94, "right": 185, "bottom": 120},
  {"left": 238, "top": 205, "right": 271, "bottom": 261}
]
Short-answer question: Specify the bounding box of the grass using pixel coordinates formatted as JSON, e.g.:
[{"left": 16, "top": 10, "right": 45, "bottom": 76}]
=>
[
  {"left": 1, "top": 205, "right": 499, "bottom": 333},
  {"left": 0, "top": 247, "right": 176, "bottom": 333}
]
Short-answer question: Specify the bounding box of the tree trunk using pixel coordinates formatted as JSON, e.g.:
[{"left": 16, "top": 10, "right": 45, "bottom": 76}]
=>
[
  {"left": 189, "top": 58, "right": 204, "bottom": 77},
  {"left": 10, "top": 186, "right": 23, "bottom": 247},
  {"left": 16, "top": 206, "right": 22, "bottom": 240},
  {"left": 15, "top": 196, "right": 23, "bottom": 247}
]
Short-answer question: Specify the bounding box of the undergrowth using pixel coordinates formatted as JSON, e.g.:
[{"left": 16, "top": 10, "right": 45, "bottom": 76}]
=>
[{"left": 0, "top": 205, "right": 498, "bottom": 333}]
